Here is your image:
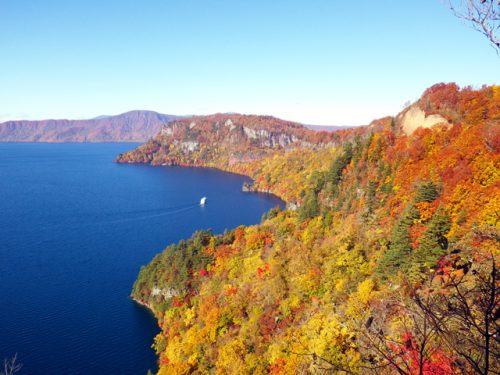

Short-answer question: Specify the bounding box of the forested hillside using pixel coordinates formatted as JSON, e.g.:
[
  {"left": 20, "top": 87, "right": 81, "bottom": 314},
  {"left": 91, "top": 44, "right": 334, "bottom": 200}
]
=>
[
  {"left": 115, "top": 114, "right": 367, "bottom": 170},
  {"left": 129, "top": 84, "right": 499, "bottom": 374}
]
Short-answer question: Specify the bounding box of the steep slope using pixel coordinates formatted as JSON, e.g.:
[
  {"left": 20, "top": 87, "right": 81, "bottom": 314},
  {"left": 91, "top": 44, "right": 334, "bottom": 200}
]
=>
[
  {"left": 0, "top": 110, "right": 178, "bottom": 142},
  {"left": 116, "top": 113, "right": 337, "bottom": 166},
  {"left": 132, "top": 84, "right": 499, "bottom": 374}
]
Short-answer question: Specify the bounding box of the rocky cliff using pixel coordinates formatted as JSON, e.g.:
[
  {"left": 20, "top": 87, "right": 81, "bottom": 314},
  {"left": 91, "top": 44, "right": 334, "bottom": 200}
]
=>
[{"left": 115, "top": 113, "right": 356, "bottom": 169}]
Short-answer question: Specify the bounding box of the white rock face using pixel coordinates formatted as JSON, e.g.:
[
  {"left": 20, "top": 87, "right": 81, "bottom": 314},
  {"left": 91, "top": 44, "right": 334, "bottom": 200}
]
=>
[
  {"left": 162, "top": 288, "right": 179, "bottom": 299},
  {"left": 180, "top": 141, "right": 199, "bottom": 153},
  {"left": 243, "top": 126, "right": 258, "bottom": 139},
  {"left": 243, "top": 126, "right": 270, "bottom": 140},
  {"left": 401, "top": 106, "right": 447, "bottom": 135},
  {"left": 151, "top": 286, "right": 179, "bottom": 300},
  {"left": 161, "top": 125, "right": 173, "bottom": 136},
  {"left": 272, "top": 133, "right": 296, "bottom": 148},
  {"left": 241, "top": 126, "right": 301, "bottom": 148},
  {"left": 189, "top": 122, "right": 196, "bottom": 129},
  {"left": 224, "top": 119, "right": 236, "bottom": 131}
]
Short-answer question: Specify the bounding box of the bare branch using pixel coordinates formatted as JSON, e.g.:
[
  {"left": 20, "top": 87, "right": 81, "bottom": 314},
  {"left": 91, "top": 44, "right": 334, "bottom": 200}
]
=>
[
  {"left": 1, "top": 354, "right": 22, "bottom": 375},
  {"left": 445, "top": 0, "right": 500, "bottom": 55}
]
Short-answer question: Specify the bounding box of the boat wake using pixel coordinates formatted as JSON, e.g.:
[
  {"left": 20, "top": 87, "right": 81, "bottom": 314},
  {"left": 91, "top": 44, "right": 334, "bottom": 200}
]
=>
[{"left": 90, "top": 202, "right": 201, "bottom": 226}]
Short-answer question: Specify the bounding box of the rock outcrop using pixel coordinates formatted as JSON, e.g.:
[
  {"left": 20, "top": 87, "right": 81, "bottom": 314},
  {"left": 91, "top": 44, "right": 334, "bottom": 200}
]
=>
[
  {"left": 400, "top": 106, "right": 448, "bottom": 135},
  {"left": 115, "top": 113, "right": 351, "bottom": 168}
]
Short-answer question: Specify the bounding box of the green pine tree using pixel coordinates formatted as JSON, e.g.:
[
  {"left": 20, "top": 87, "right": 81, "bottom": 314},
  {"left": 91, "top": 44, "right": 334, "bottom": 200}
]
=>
[
  {"left": 412, "top": 207, "right": 451, "bottom": 270},
  {"left": 299, "top": 191, "right": 320, "bottom": 221},
  {"left": 377, "top": 204, "right": 419, "bottom": 277},
  {"left": 415, "top": 181, "right": 439, "bottom": 202}
]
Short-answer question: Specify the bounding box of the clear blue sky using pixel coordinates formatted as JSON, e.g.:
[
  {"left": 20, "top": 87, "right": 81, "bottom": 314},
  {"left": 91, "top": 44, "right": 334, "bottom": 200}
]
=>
[{"left": 0, "top": 0, "right": 498, "bottom": 125}]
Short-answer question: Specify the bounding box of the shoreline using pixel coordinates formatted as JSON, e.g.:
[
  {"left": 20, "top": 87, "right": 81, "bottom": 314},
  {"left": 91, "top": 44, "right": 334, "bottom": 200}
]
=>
[
  {"left": 131, "top": 296, "right": 158, "bottom": 318},
  {"left": 117, "top": 160, "right": 289, "bottom": 206},
  {"left": 126, "top": 161, "right": 289, "bottom": 371}
]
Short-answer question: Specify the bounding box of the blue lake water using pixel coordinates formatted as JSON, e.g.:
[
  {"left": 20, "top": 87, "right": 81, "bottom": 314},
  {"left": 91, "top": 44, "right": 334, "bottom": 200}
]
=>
[{"left": 0, "top": 143, "right": 283, "bottom": 375}]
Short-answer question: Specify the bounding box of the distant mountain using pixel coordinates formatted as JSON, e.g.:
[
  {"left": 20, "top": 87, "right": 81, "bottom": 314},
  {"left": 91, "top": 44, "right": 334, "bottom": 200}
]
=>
[{"left": 0, "top": 110, "right": 178, "bottom": 142}]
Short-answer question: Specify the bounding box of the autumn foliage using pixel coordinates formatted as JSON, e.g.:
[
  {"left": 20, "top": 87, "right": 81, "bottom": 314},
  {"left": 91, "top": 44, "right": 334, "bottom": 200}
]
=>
[{"left": 129, "top": 84, "right": 499, "bottom": 374}]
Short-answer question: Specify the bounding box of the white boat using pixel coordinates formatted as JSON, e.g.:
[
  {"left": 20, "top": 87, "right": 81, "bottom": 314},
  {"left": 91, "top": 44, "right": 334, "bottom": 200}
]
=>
[{"left": 200, "top": 197, "right": 207, "bottom": 206}]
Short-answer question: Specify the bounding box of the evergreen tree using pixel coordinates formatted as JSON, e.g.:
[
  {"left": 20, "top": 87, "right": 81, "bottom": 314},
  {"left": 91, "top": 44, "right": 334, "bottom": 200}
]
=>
[
  {"left": 299, "top": 191, "right": 320, "bottom": 221},
  {"left": 369, "top": 137, "right": 383, "bottom": 163},
  {"left": 328, "top": 142, "right": 353, "bottom": 186},
  {"left": 415, "top": 181, "right": 439, "bottom": 202},
  {"left": 377, "top": 204, "right": 419, "bottom": 276},
  {"left": 310, "top": 171, "right": 326, "bottom": 193},
  {"left": 366, "top": 180, "right": 378, "bottom": 215},
  {"left": 413, "top": 207, "right": 451, "bottom": 270}
]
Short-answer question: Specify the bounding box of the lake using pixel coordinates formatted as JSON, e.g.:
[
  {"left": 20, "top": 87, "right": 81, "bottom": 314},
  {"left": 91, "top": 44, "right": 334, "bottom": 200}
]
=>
[{"left": 0, "top": 143, "right": 283, "bottom": 375}]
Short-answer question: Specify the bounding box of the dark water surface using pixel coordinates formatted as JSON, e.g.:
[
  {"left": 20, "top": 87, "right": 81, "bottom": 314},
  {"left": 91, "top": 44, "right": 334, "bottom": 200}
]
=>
[{"left": 0, "top": 143, "right": 283, "bottom": 375}]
